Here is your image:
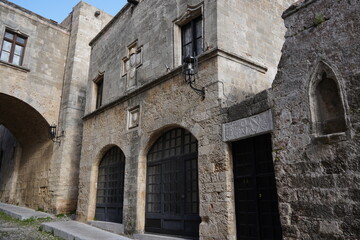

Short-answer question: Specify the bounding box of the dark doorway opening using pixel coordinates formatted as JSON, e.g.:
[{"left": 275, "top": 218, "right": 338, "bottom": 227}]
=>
[
  {"left": 232, "top": 134, "right": 282, "bottom": 240},
  {"left": 146, "top": 128, "right": 200, "bottom": 239},
  {"left": 95, "top": 146, "right": 125, "bottom": 223}
]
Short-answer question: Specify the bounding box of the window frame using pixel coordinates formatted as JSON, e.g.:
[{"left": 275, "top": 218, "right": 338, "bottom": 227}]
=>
[
  {"left": 181, "top": 16, "right": 203, "bottom": 60},
  {"left": 95, "top": 76, "right": 104, "bottom": 109},
  {"left": 0, "top": 29, "right": 27, "bottom": 66}
]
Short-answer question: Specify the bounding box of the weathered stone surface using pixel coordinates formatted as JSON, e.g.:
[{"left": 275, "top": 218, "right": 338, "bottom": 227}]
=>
[{"left": 271, "top": 0, "right": 360, "bottom": 239}]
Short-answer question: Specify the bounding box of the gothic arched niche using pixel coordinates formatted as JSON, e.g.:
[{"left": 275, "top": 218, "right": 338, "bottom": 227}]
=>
[{"left": 309, "top": 61, "right": 347, "bottom": 136}]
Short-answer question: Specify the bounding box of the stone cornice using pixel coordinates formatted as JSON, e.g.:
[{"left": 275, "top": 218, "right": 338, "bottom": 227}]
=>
[{"left": 89, "top": 3, "right": 132, "bottom": 47}]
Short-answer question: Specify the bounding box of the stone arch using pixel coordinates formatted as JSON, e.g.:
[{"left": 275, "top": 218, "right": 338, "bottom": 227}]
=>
[
  {"left": 0, "top": 93, "right": 51, "bottom": 144},
  {"left": 136, "top": 124, "right": 200, "bottom": 234},
  {"left": 88, "top": 144, "right": 126, "bottom": 223},
  {"left": 308, "top": 61, "right": 347, "bottom": 136},
  {"left": 0, "top": 93, "right": 54, "bottom": 210},
  {"left": 143, "top": 126, "right": 200, "bottom": 238}
]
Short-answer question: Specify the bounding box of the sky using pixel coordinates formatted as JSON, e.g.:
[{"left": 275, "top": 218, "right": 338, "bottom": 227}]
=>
[{"left": 8, "top": 0, "right": 128, "bottom": 23}]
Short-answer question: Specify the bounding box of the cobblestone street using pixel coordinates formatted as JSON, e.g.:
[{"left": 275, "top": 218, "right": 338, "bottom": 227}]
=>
[{"left": 0, "top": 212, "right": 68, "bottom": 240}]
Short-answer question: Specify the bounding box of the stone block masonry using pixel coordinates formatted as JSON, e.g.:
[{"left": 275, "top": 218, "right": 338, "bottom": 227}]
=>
[{"left": 272, "top": 0, "right": 360, "bottom": 239}]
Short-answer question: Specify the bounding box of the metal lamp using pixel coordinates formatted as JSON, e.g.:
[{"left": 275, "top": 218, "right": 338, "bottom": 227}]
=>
[
  {"left": 182, "top": 56, "right": 205, "bottom": 99},
  {"left": 48, "top": 124, "right": 64, "bottom": 143}
]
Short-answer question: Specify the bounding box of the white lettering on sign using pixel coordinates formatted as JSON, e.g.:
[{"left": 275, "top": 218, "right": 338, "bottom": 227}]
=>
[{"left": 222, "top": 110, "right": 273, "bottom": 142}]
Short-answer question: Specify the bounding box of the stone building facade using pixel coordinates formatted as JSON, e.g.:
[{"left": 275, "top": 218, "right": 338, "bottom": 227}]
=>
[
  {"left": 0, "top": 0, "right": 359, "bottom": 240},
  {"left": 0, "top": 0, "right": 112, "bottom": 213},
  {"left": 76, "top": 0, "right": 295, "bottom": 239},
  {"left": 224, "top": 0, "right": 360, "bottom": 239}
]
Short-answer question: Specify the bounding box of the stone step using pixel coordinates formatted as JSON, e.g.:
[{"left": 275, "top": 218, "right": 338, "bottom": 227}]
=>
[
  {"left": 134, "top": 233, "right": 195, "bottom": 240},
  {"left": 42, "top": 221, "right": 131, "bottom": 240},
  {"left": 88, "top": 220, "right": 124, "bottom": 235},
  {"left": 0, "top": 202, "right": 52, "bottom": 220}
]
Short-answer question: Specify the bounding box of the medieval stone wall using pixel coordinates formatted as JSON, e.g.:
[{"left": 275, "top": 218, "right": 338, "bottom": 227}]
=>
[
  {"left": 272, "top": 0, "right": 360, "bottom": 239},
  {"left": 0, "top": 0, "right": 69, "bottom": 125},
  {"left": 51, "top": 1, "right": 112, "bottom": 213},
  {"left": 217, "top": 0, "right": 295, "bottom": 107},
  {"left": 0, "top": 0, "right": 112, "bottom": 213},
  {"left": 85, "top": 0, "right": 218, "bottom": 113},
  {"left": 0, "top": 0, "right": 69, "bottom": 211}
]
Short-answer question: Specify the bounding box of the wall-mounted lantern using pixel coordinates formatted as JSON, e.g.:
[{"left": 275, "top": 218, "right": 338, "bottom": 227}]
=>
[
  {"left": 48, "top": 124, "right": 64, "bottom": 143},
  {"left": 182, "top": 56, "right": 205, "bottom": 99}
]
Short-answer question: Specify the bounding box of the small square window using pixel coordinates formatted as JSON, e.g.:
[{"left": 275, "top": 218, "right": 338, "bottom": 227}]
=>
[{"left": 0, "top": 30, "right": 27, "bottom": 66}]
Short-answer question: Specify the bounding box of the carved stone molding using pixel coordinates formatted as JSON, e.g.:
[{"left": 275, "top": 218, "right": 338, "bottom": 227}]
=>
[
  {"left": 122, "top": 40, "right": 142, "bottom": 90},
  {"left": 222, "top": 110, "right": 273, "bottom": 142}
]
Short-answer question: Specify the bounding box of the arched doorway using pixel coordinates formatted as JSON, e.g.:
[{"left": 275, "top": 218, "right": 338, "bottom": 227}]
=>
[
  {"left": 95, "top": 146, "right": 125, "bottom": 223},
  {"left": 146, "top": 128, "right": 200, "bottom": 238}
]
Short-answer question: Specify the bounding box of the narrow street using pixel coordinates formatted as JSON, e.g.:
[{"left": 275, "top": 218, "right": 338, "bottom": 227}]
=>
[{"left": 0, "top": 212, "right": 67, "bottom": 240}]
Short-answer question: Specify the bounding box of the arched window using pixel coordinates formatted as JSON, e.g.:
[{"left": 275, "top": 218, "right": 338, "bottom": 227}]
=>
[
  {"left": 310, "top": 62, "right": 347, "bottom": 135},
  {"left": 146, "top": 128, "right": 200, "bottom": 238},
  {"left": 95, "top": 146, "right": 125, "bottom": 223}
]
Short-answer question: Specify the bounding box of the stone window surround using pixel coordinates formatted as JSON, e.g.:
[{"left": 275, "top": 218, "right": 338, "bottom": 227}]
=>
[
  {"left": 308, "top": 60, "right": 352, "bottom": 142},
  {"left": 173, "top": 3, "right": 204, "bottom": 68},
  {"left": 121, "top": 40, "right": 143, "bottom": 91},
  {"left": 92, "top": 72, "right": 105, "bottom": 111}
]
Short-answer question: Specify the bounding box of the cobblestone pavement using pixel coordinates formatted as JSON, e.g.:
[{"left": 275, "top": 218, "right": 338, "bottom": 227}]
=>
[{"left": 0, "top": 212, "right": 71, "bottom": 240}]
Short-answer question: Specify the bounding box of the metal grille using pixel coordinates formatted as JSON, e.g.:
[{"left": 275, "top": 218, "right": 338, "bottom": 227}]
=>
[
  {"left": 95, "top": 146, "right": 125, "bottom": 223},
  {"left": 146, "top": 128, "right": 200, "bottom": 238},
  {"left": 232, "top": 134, "right": 283, "bottom": 240}
]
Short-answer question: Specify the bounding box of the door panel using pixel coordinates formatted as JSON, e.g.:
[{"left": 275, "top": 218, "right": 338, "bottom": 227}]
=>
[
  {"left": 233, "top": 134, "right": 282, "bottom": 240},
  {"left": 146, "top": 128, "right": 200, "bottom": 238},
  {"left": 95, "top": 147, "right": 125, "bottom": 223}
]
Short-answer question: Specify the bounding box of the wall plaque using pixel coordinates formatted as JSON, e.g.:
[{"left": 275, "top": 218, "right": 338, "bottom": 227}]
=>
[
  {"left": 128, "top": 106, "right": 140, "bottom": 129},
  {"left": 222, "top": 110, "right": 273, "bottom": 142}
]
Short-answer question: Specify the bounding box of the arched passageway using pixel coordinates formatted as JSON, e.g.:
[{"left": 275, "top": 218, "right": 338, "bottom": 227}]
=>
[{"left": 0, "top": 93, "right": 54, "bottom": 210}]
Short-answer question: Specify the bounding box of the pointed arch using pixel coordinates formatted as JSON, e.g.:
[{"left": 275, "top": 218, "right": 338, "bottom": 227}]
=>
[{"left": 308, "top": 61, "right": 347, "bottom": 136}]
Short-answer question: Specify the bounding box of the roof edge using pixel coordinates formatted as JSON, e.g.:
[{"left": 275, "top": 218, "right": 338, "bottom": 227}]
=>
[
  {"left": 0, "top": 0, "right": 68, "bottom": 31},
  {"left": 89, "top": 3, "right": 132, "bottom": 46}
]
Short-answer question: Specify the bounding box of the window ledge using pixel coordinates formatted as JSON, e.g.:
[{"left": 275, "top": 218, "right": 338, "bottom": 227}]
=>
[
  {"left": 312, "top": 132, "right": 348, "bottom": 144},
  {"left": 0, "top": 60, "right": 30, "bottom": 72}
]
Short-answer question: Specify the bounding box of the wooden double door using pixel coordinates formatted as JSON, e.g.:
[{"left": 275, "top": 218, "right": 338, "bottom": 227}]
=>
[
  {"left": 232, "top": 134, "right": 283, "bottom": 240},
  {"left": 145, "top": 128, "right": 200, "bottom": 239}
]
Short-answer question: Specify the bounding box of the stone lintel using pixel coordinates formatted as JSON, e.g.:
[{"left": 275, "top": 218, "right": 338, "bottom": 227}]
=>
[{"left": 222, "top": 110, "right": 273, "bottom": 142}]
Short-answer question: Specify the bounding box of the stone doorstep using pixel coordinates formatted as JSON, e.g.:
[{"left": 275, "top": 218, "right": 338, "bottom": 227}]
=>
[
  {"left": 87, "top": 220, "right": 124, "bottom": 235},
  {"left": 41, "top": 221, "right": 131, "bottom": 240},
  {"left": 134, "top": 233, "right": 195, "bottom": 240},
  {"left": 0, "top": 202, "right": 52, "bottom": 220},
  {"left": 87, "top": 221, "right": 193, "bottom": 240}
]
